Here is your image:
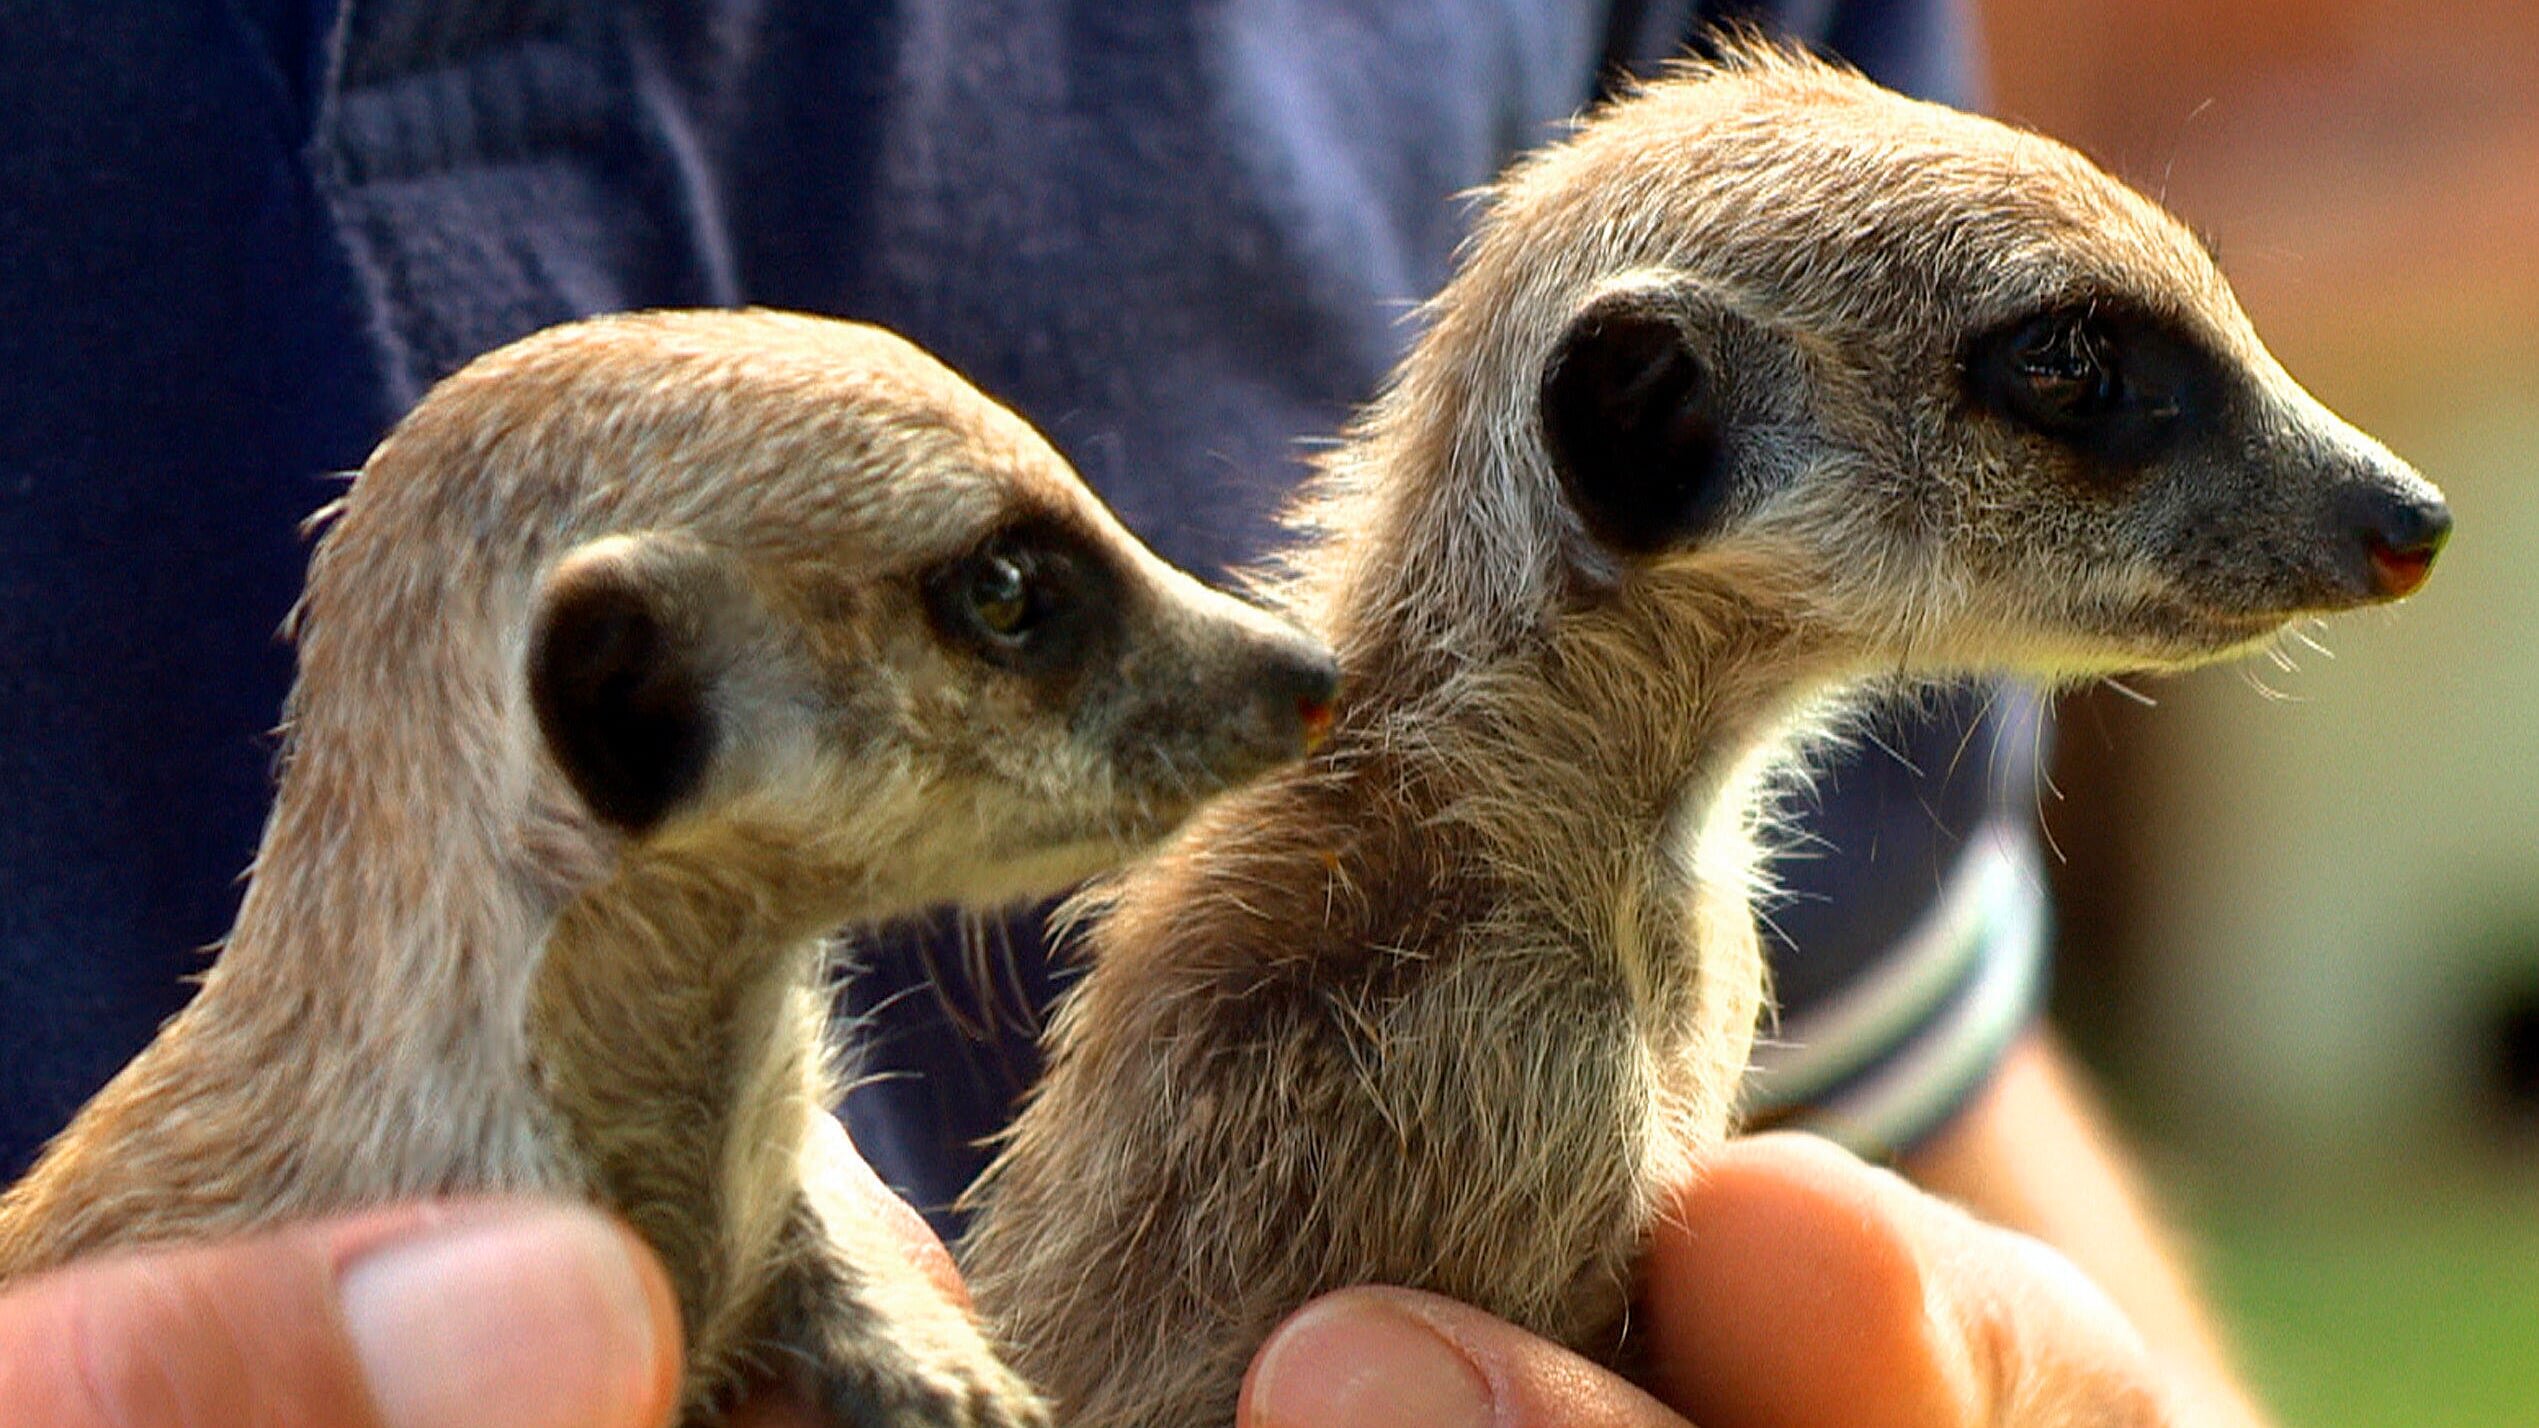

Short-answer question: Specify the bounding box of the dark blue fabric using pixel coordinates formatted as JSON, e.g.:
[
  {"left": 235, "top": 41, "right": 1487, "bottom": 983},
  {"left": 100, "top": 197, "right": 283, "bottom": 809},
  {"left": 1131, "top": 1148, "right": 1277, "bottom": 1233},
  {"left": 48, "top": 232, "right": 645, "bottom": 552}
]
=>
[
  {"left": 0, "top": 0, "right": 2015, "bottom": 1226},
  {"left": 1, "top": 2, "right": 402, "bottom": 1153}
]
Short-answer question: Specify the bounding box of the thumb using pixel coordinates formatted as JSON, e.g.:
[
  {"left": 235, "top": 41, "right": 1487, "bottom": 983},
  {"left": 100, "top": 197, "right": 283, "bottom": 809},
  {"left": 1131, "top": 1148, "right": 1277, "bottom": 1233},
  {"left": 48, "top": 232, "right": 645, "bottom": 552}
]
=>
[
  {"left": 1639, "top": 1133, "right": 2166, "bottom": 1428},
  {"left": 0, "top": 1201, "right": 683, "bottom": 1428}
]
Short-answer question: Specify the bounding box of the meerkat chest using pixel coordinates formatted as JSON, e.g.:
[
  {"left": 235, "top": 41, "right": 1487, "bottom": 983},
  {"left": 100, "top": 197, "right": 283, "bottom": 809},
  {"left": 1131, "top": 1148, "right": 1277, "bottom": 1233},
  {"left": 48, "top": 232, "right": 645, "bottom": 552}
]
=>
[
  {"left": 525, "top": 934, "right": 832, "bottom": 1335},
  {"left": 1260, "top": 954, "right": 1661, "bottom": 1335},
  {"left": 1360, "top": 883, "right": 1764, "bottom": 1340}
]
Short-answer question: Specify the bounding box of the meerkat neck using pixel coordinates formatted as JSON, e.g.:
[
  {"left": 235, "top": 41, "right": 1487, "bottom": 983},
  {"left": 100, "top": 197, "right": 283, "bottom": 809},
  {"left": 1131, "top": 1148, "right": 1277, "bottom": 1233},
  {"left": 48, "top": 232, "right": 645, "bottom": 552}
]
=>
[
  {"left": 1334, "top": 572, "right": 1833, "bottom": 977},
  {"left": 1225, "top": 380, "right": 1855, "bottom": 1014},
  {"left": 534, "top": 830, "right": 852, "bottom": 1056}
]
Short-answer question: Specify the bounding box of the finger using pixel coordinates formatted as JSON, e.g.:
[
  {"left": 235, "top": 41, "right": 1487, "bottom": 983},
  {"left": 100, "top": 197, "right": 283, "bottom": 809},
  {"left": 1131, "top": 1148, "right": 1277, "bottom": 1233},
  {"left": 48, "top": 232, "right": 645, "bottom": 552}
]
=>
[
  {"left": 1640, "top": 1132, "right": 2167, "bottom": 1428},
  {"left": 0, "top": 1201, "right": 683, "bottom": 1428},
  {"left": 1243, "top": 1285, "right": 1691, "bottom": 1428},
  {"left": 1637, "top": 1133, "right": 1968, "bottom": 1428}
]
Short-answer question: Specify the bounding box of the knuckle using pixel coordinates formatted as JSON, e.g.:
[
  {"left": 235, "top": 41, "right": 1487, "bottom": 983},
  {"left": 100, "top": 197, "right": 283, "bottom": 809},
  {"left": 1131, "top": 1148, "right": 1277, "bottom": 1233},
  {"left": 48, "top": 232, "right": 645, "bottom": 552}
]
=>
[
  {"left": 7, "top": 1239, "right": 375, "bottom": 1428},
  {"left": 74, "top": 1254, "right": 259, "bottom": 1428}
]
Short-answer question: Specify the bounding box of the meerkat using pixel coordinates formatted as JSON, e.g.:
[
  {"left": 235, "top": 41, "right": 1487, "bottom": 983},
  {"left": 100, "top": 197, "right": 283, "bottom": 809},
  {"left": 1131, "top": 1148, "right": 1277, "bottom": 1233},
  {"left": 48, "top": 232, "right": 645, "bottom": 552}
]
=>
[
  {"left": 959, "top": 40, "right": 2451, "bottom": 1428},
  {"left": 0, "top": 309, "right": 1340, "bottom": 1427}
]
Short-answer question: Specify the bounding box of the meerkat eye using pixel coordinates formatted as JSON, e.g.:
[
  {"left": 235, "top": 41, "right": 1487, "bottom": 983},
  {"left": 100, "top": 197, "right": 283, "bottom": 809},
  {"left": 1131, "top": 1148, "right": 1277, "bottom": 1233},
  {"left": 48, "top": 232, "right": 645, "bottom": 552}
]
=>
[
  {"left": 966, "top": 554, "right": 1035, "bottom": 637},
  {"left": 1967, "top": 303, "right": 2209, "bottom": 470},
  {"left": 2003, "top": 311, "right": 2120, "bottom": 432},
  {"left": 923, "top": 521, "right": 1114, "bottom": 674},
  {"left": 935, "top": 546, "right": 1046, "bottom": 648}
]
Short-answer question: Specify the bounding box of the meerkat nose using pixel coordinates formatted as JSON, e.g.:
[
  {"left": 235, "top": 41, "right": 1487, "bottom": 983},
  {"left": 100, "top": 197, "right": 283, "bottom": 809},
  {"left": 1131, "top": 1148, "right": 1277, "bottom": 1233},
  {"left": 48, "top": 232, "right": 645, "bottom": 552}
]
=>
[
  {"left": 2342, "top": 483, "right": 2452, "bottom": 600},
  {"left": 1272, "top": 642, "right": 1344, "bottom": 753}
]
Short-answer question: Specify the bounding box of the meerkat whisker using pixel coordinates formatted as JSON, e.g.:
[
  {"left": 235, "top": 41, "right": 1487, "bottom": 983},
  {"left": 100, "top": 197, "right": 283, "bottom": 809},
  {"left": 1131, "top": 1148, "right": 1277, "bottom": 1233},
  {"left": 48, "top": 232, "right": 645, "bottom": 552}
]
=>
[{"left": 2099, "top": 675, "right": 2160, "bottom": 707}]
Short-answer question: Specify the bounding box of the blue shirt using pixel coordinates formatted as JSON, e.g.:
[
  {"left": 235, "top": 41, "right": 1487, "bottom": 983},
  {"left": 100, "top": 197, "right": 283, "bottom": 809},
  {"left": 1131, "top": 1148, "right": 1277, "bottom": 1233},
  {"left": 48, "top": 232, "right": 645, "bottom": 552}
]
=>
[{"left": 0, "top": 0, "right": 2039, "bottom": 1231}]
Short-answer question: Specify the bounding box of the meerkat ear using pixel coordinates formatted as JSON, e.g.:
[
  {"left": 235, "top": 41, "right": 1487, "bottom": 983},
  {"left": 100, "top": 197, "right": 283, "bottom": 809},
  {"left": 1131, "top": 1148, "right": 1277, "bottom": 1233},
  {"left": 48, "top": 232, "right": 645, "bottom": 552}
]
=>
[
  {"left": 1540, "top": 286, "right": 1730, "bottom": 557},
  {"left": 528, "top": 535, "right": 722, "bottom": 835}
]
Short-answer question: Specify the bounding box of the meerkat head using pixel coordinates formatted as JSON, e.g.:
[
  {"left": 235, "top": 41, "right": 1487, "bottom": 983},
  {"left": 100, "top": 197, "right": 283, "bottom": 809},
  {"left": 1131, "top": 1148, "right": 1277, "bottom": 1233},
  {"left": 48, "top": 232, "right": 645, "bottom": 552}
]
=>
[
  {"left": 1439, "top": 40, "right": 2450, "bottom": 679},
  {"left": 323, "top": 310, "right": 1336, "bottom": 924}
]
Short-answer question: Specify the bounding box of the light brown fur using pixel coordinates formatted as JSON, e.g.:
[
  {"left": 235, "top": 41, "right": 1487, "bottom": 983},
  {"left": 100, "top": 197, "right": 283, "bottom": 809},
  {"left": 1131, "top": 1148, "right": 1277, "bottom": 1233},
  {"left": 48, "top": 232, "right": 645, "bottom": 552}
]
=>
[
  {"left": 0, "top": 309, "right": 1335, "bottom": 1426},
  {"left": 961, "top": 42, "right": 2447, "bottom": 1428}
]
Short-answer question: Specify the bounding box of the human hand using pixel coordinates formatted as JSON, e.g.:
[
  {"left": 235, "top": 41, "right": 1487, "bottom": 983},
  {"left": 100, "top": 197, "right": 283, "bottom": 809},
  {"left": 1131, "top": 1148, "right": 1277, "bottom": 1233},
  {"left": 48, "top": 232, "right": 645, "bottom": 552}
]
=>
[
  {"left": 0, "top": 1201, "right": 681, "bottom": 1428},
  {"left": 1238, "top": 1132, "right": 2184, "bottom": 1428}
]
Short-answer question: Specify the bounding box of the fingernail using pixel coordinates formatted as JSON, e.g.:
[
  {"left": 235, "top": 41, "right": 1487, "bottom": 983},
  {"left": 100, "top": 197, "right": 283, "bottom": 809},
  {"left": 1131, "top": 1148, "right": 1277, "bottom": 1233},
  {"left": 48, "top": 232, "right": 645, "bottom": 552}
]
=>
[
  {"left": 340, "top": 1207, "right": 673, "bottom": 1428},
  {"left": 1248, "top": 1295, "right": 1495, "bottom": 1428}
]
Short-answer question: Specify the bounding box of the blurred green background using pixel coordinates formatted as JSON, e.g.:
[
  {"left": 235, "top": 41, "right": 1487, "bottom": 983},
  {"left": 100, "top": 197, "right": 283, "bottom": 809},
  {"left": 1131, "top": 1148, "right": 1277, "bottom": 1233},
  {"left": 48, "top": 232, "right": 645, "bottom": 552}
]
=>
[{"left": 1977, "top": 3, "right": 2539, "bottom": 1422}]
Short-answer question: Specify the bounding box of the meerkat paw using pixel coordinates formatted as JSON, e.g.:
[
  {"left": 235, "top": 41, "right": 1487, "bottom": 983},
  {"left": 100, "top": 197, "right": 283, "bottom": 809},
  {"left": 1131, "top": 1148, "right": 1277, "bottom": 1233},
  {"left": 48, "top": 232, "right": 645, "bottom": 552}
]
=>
[
  {"left": 801, "top": 1318, "right": 1052, "bottom": 1428},
  {"left": 771, "top": 1144, "right": 1053, "bottom": 1428},
  {"left": 763, "top": 1239, "right": 1054, "bottom": 1428}
]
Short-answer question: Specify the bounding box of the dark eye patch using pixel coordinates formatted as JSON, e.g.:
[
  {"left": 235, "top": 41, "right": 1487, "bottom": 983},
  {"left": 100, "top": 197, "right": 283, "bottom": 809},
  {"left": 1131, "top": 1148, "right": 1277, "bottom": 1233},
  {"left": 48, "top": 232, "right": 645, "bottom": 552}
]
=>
[
  {"left": 1963, "top": 300, "right": 2216, "bottom": 475},
  {"left": 920, "top": 515, "right": 1120, "bottom": 680}
]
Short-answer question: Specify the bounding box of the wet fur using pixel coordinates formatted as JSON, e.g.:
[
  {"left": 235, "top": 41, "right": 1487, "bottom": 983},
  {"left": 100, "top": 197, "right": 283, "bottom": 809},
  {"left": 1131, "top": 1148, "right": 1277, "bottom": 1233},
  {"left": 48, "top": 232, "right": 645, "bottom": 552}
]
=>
[
  {"left": 0, "top": 310, "right": 1332, "bottom": 1426},
  {"left": 961, "top": 41, "right": 2446, "bottom": 1428}
]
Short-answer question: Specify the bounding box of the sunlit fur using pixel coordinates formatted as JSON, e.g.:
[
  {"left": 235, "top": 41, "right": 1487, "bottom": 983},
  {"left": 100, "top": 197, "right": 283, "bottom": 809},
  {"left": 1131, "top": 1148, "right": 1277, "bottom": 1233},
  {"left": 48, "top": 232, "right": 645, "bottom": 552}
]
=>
[
  {"left": 0, "top": 310, "right": 1328, "bottom": 1425},
  {"left": 962, "top": 39, "right": 2443, "bottom": 1428}
]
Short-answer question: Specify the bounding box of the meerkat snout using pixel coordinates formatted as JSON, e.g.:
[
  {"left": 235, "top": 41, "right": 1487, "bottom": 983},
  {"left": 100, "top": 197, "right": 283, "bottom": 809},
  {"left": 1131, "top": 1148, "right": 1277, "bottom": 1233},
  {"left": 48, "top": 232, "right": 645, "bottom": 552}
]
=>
[
  {"left": 1936, "top": 296, "right": 2452, "bottom": 658},
  {"left": 920, "top": 521, "right": 1342, "bottom": 781},
  {"left": 1101, "top": 570, "right": 1346, "bottom": 774},
  {"left": 2330, "top": 459, "right": 2451, "bottom": 600},
  {"left": 869, "top": 505, "right": 1344, "bottom": 908}
]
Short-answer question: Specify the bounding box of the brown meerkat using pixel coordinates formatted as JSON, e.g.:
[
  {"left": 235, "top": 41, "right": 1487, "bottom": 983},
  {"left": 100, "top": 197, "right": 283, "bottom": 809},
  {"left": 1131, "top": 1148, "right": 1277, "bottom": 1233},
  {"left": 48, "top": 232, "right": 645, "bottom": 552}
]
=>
[
  {"left": 959, "top": 39, "right": 2450, "bottom": 1428},
  {"left": 0, "top": 309, "right": 1339, "bottom": 1427}
]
